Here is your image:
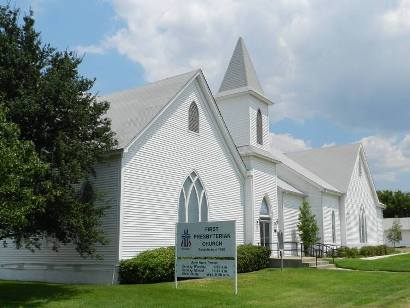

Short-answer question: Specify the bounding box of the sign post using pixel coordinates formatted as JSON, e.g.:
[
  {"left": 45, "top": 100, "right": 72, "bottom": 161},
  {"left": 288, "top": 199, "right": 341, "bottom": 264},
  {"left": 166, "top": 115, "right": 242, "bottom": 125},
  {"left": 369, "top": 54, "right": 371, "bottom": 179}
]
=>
[
  {"left": 278, "top": 230, "right": 284, "bottom": 272},
  {"left": 175, "top": 220, "right": 237, "bottom": 294}
]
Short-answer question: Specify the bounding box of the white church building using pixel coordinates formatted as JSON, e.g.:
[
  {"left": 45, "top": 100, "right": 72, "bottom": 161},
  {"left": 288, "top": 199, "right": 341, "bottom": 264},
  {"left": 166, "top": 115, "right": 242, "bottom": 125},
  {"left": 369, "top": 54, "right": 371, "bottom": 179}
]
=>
[{"left": 0, "top": 38, "right": 384, "bottom": 284}]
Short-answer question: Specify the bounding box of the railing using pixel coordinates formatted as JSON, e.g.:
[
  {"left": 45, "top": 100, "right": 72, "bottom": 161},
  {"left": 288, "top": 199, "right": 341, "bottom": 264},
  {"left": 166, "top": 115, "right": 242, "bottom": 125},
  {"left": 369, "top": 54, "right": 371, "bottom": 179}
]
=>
[
  {"left": 261, "top": 242, "right": 339, "bottom": 267},
  {"left": 267, "top": 241, "right": 301, "bottom": 258}
]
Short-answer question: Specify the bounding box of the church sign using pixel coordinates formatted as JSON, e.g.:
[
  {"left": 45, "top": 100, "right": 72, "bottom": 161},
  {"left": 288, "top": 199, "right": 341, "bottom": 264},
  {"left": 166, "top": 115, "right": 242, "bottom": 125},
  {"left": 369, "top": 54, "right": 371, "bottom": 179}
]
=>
[{"left": 175, "top": 220, "right": 237, "bottom": 294}]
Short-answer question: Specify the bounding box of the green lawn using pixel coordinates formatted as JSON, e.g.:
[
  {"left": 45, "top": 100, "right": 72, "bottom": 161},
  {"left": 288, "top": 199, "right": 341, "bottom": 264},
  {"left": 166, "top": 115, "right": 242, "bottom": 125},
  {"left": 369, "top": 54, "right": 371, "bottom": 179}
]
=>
[
  {"left": 1, "top": 268, "right": 410, "bottom": 307},
  {"left": 335, "top": 253, "right": 410, "bottom": 272}
]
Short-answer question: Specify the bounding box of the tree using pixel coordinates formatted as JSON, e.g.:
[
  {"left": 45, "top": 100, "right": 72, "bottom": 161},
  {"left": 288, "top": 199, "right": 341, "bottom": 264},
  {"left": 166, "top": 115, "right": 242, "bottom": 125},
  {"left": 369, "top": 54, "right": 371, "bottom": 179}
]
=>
[
  {"left": 0, "top": 5, "right": 117, "bottom": 256},
  {"left": 386, "top": 219, "right": 402, "bottom": 247},
  {"left": 0, "top": 106, "right": 49, "bottom": 248},
  {"left": 297, "top": 200, "right": 319, "bottom": 255},
  {"left": 377, "top": 190, "right": 410, "bottom": 218}
]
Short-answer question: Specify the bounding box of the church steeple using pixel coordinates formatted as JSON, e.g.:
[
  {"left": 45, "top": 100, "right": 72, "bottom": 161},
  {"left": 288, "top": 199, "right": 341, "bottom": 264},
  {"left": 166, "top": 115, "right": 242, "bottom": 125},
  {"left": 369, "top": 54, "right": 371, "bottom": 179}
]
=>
[
  {"left": 215, "top": 37, "right": 272, "bottom": 151},
  {"left": 218, "top": 37, "right": 264, "bottom": 95}
]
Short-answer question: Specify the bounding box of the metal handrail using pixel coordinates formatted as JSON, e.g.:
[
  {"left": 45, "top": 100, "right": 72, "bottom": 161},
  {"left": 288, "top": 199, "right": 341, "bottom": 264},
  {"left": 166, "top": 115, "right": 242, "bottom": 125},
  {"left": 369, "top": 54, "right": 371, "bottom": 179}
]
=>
[
  {"left": 264, "top": 241, "right": 301, "bottom": 258},
  {"left": 261, "top": 241, "right": 340, "bottom": 267}
]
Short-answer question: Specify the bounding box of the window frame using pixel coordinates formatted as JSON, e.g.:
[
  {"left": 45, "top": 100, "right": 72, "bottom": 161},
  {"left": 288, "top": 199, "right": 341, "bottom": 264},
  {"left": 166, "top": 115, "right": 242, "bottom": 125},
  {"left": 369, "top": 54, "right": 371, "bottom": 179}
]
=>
[
  {"left": 188, "top": 101, "right": 199, "bottom": 133},
  {"left": 256, "top": 108, "right": 263, "bottom": 145},
  {"left": 359, "top": 205, "right": 367, "bottom": 243},
  {"left": 178, "top": 171, "right": 208, "bottom": 223}
]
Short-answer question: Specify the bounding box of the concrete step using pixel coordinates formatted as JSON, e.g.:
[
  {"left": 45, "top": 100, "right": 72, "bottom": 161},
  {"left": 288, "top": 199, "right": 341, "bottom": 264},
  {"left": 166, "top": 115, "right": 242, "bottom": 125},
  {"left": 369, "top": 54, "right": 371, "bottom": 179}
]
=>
[
  {"left": 303, "top": 260, "right": 330, "bottom": 268},
  {"left": 316, "top": 263, "right": 337, "bottom": 269},
  {"left": 302, "top": 257, "right": 316, "bottom": 262}
]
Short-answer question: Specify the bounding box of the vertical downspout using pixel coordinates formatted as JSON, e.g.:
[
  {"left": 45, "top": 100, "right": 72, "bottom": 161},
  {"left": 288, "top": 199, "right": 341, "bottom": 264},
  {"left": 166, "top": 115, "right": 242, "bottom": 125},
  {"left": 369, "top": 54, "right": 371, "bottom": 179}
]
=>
[
  {"left": 112, "top": 149, "right": 125, "bottom": 285},
  {"left": 340, "top": 194, "right": 347, "bottom": 246},
  {"left": 244, "top": 168, "right": 254, "bottom": 244}
]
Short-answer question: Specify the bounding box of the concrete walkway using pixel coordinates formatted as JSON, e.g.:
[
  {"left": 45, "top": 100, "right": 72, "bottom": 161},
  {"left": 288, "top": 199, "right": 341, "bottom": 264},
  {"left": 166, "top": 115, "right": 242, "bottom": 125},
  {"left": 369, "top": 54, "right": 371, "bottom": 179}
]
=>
[{"left": 360, "top": 252, "right": 410, "bottom": 260}]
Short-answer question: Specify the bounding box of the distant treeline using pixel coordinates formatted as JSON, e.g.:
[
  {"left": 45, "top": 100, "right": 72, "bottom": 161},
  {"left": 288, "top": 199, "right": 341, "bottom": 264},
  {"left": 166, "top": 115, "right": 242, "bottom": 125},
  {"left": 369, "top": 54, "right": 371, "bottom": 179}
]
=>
[{"left": 377, "top": 190, "right": 410, "bottom": 218}]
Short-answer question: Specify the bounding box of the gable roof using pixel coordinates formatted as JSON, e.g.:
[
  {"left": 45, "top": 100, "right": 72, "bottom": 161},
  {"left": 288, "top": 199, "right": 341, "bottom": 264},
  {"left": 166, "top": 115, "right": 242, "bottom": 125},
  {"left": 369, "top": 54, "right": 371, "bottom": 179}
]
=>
[
  {"left": 101, "top": 70, "right": 199, "bottom": 149},
  {"left": 286, "top": 144, "right": 361, "bottom": 193},
  {"left": 272, "top": 148, "right": 341, "bottom": 193},
  {"left": 218, "top": 37, "right": 264, "bottom": 95}
]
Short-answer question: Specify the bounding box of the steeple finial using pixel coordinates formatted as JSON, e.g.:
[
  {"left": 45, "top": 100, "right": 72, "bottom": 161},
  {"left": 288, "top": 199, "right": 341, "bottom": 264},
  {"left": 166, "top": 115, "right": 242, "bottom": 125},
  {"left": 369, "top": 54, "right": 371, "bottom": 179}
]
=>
[{"left": 218, "top": 37, "right": 264, "bottom": 94}]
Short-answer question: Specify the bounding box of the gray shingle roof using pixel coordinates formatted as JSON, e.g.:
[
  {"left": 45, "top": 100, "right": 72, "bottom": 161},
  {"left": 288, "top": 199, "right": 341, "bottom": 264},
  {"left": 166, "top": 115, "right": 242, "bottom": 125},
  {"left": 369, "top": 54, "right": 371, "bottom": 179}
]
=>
[
  {"left": 277, "top": 178, "right": 305, "bottom": 196},
  {"left": 218, "top": 37, "right": 264, "bottom": 95},
  {"left": 101, "top": 70, "right": 199, "bottom": 149},
  {"left": 271, "top": 148, "right": 341, "bottom": 193},
  {"left": 286, "top": 144, "right": 361, "bottom": 193}
]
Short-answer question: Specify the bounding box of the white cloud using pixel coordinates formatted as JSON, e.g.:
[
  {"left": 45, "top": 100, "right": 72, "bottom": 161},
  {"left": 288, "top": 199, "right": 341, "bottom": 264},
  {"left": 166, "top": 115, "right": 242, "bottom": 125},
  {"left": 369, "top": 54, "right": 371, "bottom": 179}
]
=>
[
  {"left": 322, "top": 142, "right": 336, "bottom": 148},
  {"left": 75, "top": 44, "right": 107, "bottom": 55},
  {"left": 271, "top": 132, "right": 410, "bottom": 189},
  {"left": 270, "top": 133, "right": 310, "bottom": 153},
  {"left": 382, "top": 0, "right": 410, "bottom": 35},
  {"left": 84, "top": 0, "right": 410, "bottom": 133},
  {"left": 360, "top": 134, "right": 410, "bottom": 183}
]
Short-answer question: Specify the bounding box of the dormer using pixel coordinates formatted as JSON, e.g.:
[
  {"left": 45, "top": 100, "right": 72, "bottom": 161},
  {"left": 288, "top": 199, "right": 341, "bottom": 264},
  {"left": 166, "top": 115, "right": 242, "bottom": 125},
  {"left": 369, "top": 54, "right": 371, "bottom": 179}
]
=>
[{"left": 215, "top": 37, "right": 273, "bottom": 151}]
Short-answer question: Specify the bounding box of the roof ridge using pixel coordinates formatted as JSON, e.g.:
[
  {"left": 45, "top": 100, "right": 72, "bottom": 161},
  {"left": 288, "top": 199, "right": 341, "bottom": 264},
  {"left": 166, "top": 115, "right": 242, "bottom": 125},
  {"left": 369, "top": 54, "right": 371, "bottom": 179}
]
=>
[
  {"left": 286, "top": 142, "right": 361, "bottom": 155},
  {"left": 102, "top": 69, "right": 200, "bottom": 99}
]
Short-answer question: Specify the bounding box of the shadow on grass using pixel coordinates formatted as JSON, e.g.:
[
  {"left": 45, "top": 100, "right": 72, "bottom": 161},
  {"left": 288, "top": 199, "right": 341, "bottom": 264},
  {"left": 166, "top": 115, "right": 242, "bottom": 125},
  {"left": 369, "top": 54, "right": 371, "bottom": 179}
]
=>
[{"left": 0, "top": 280, "right": 87, "bottom": 307}]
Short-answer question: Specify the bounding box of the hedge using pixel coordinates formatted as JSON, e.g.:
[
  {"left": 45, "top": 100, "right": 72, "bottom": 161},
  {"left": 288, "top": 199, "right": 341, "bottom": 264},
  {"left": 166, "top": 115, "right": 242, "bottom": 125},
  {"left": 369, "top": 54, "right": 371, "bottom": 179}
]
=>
[
  {"left": 237, "top": 244, "right": 271, "bottom": 273},
  {"left": 119, "top": 245, "right": 271, "bottom": 284},
  {"left": 119, "top": 247, "right": 175, "bottom": 284},
  {"left": 336, "top": 245, "right": 396, "bottom": 258}
]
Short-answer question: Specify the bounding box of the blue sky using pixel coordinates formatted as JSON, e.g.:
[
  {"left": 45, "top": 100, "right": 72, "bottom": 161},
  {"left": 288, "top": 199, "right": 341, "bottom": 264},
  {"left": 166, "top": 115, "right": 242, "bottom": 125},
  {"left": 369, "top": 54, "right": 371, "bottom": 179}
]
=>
[{"left": 11, "top": 0, "right": 410, "bottom": 191}]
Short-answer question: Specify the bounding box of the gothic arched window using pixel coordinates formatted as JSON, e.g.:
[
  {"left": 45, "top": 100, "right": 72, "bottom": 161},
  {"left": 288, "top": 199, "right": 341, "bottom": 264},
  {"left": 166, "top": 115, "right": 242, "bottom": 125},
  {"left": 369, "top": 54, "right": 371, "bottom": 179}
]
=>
[
  {"left": 256, "top": 109, "right": 263, "bottom": 145},
  {"left": 331, "top": 210, "right": 336, "bottom": 243},
  {"left": 359, "top": 206, "right": 367, "bottom": 243},
  {"left": 188, "top": 102, "right": 199, "bottom": 133},
  {"left": 260, "top": 198, "right": 269, "bottom": 216},
  {"left": 178, "top": 172, "right": 208, "bottom": 222}
]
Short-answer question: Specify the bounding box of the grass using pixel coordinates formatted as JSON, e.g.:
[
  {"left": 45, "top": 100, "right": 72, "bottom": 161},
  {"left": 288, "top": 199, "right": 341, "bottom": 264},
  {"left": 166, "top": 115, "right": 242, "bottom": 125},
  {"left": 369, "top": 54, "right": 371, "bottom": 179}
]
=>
[
  {"left": 335, "top": 253, "right": 410, "bottom": 272},
  {"left": 1, "top": 268, "right": 410, "bottom": 307}
]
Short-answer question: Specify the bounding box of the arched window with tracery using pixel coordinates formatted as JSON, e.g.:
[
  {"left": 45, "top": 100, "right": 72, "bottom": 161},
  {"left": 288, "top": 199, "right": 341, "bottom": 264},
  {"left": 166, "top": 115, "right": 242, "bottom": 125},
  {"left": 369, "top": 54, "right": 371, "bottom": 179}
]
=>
[
  {"left": 178, "top": 172, "right": 208, "bottom": 222},
  {"left": 188, "top": 102, "right": 199, "bottom": 133}
]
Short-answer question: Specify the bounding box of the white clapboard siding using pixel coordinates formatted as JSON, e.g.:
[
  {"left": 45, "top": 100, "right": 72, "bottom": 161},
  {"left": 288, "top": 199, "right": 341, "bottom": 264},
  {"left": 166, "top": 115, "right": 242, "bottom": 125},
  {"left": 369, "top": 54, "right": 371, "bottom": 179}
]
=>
[
  {"left": 322, "top": 193, "right": 341, "bottom": 245},
  {"left": 217, "top": 94, "right": 270, "bottom": 152},
  {"left": 120, "top": 79, "right": 245, "bottom": 259},
  {"left": 277, "top": 164, "right": 325, "bottom": 241},
  {"left": 250, "top": 159, "right": 277, "bottom": 246},
  {"left": 216, "top": 96, "right": 250, "bottom": 147},
  {"left": 344, "top": 155, "right": 379, "bottom": 246},
  {"left": 377, "top": 208, "right": 384, "bottom": 244},
  {"left": 281, "top": 192, "right": 303, "bottom": 256},
  {"left": 0, "top": 157, "right": 121, "bottom": 283},
  {"left": 248, "top": 97, "right": 270, "bottom": 151}
]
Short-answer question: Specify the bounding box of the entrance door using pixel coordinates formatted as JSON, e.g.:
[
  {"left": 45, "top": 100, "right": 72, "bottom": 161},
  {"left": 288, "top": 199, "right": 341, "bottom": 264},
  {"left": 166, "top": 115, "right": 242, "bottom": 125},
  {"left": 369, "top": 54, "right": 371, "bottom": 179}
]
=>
[{"left": 260, "top": 219, "right": 271, "bottom": 248}]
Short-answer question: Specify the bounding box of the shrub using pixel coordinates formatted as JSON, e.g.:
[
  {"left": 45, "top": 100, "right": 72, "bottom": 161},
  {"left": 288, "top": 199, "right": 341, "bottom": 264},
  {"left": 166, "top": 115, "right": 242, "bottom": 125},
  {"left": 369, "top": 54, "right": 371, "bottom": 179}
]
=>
[
  {"left": 237, "top": 244, "right": 271, "bottom": 273},
  {"left": 336, "top": 245, "right": 396, "bottom": 258},
  {"left": 119, "top": 247, "right": 175, "bottom": 284},
  {"left": 336, "top": 247, "right": 359, "bottom": 258},
  {"left": 360, "top": 245, "right": 396, "bottom": 257},
  {"left": 119, "top": 245, "right": 271, "bottom": 284}
]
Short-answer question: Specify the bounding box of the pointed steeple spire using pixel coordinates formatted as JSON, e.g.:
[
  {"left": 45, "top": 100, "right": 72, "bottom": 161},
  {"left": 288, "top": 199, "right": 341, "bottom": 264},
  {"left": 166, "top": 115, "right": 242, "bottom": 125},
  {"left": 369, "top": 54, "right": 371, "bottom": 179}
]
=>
[{"left": 218, "top": 37, "right": 264, "bottom": 95}]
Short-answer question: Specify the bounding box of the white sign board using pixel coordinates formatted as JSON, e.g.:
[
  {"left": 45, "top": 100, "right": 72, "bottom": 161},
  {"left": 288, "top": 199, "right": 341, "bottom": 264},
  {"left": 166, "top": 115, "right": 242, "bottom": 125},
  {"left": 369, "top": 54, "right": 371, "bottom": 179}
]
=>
[
  {"left": 176, "top": 259, "right": 235, "bottom": 278},
  {"left": 175, "top": 220, "right": 237, "bottom": 294},
  {"left": 176, "top": 221, "right": 236, "bottom": 258}
]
